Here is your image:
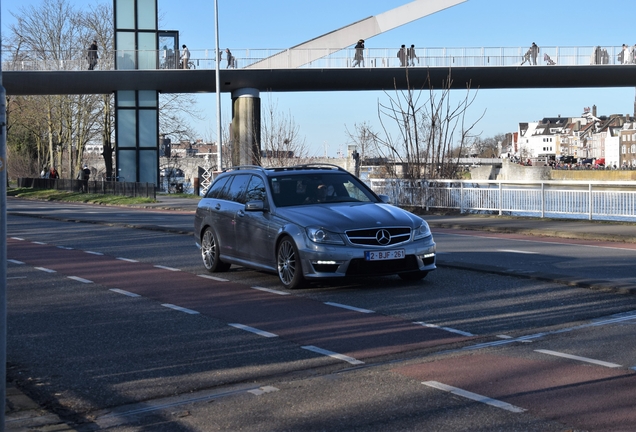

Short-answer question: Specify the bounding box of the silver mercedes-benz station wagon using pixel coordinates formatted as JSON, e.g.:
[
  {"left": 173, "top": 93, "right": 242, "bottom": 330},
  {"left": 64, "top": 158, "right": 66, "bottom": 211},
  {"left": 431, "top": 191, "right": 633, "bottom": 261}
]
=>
[{"left": 194, "top": 164, "right": 436, "bottom": 289}]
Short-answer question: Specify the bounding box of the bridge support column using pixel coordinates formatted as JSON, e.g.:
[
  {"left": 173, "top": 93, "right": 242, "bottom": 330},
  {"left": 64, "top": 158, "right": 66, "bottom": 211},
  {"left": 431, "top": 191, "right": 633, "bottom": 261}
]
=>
[{"left": 231, "top": 88, "right": 261, "bottom": 167}]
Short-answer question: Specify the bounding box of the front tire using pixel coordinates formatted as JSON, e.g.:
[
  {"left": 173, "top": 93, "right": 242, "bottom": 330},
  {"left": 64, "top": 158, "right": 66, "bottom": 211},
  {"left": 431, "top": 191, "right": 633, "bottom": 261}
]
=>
[
  {"left": 201, "top": 228, "right": 231, "bottom": 272},
  {"left": 277, "top": 236, "right": 305, "bottom": 289}
]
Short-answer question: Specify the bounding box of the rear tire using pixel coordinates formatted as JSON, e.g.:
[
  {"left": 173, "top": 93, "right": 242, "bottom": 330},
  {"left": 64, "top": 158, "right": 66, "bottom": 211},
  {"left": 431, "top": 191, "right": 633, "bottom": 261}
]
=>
[
  {"left": 201, "top": 228, "right": 231, "bottom": 272},
  {"left": 398, "top": 271, "right": 428, "bottom": 281},
  {"left": 277, "top": 236, "right": 305, "bottom": 289}
]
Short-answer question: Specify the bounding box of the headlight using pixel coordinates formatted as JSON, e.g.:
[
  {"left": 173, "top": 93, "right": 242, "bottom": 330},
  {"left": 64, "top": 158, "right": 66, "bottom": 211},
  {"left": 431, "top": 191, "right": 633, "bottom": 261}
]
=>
[
  {"left": 413, "top": 222, "right": 431, "bottom": 240},
  {"left": 306, "top": 227, "right": 345, "bottom": 245}
]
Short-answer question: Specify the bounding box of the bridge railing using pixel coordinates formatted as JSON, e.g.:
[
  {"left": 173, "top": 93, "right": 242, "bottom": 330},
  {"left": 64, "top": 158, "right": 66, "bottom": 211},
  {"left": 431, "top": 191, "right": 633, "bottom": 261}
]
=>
[
  {"left": 3, "top": 46, "right": 633, "bottom": 71},
  {"left": 368, "top": 179, "right": 636, "bottom": 222}
]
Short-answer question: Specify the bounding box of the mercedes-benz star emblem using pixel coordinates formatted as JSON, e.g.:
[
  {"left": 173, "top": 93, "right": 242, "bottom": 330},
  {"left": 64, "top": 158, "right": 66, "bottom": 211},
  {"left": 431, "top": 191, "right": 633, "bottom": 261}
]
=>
[{"left": 376, "top": 229, "right": 391, "bottom": 245}]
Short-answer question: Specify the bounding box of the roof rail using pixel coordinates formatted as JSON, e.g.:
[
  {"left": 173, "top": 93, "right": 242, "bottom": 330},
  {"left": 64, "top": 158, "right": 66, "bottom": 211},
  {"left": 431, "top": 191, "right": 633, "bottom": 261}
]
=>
[
  {"left": 222, "top": 165, "right": 266, "bottom": 173},
  {"left": 266, "top": 163, "right": 347, "bottom": 172}
]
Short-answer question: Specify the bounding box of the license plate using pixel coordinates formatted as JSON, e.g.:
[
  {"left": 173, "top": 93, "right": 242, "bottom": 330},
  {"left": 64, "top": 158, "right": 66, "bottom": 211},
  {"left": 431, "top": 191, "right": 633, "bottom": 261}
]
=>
[{"left": 365, "top": 249, "right": 405, "bottom": 261}]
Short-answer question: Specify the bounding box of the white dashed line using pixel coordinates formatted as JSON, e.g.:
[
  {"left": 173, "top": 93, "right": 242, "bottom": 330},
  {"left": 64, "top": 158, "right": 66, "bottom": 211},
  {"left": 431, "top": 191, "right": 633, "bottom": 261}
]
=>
[
  {"left": 11, "top": 237, "right": 25, "bottom": 241},
  {"left": 497, "top": 249, "right": 539, "bottom": 254},
  {"left": 32, "top": 241, "right": 47, "bottom": 245},
  {"left": 198, "top": 274, "right": 229, "bottom": 282},
  {"left": 117, "top": 257, "right": 139, "bottom": 263},
  {"left": 57, "top": 246, "right": 74, "bottom": 250},
  {"left": 301, "top": 345, "right": 364, "bottom": 365},
  {"left": 324, "top": 302, "right": 375, "bottom": 314},
  {"left": 423, "top": 381, "right": 526, "bottom": 413},
  {"left": 68, "top": 276, "right": 93, "bottom": 284},
  {"left": 154, "top": 265, "right": 181, "bottom": 271},
  {"left": 109, "top": 289, "right": 141, "bottom": 298},
  {"left": 414, "top": 322, "right": 474, "bottom": 337},
  {"left": 496, "top": 335, "right": 513, "bottom": 339},
  {"left": 34, "top": 267, "right": 56, "bottom": 273},
  {"left": 85, "top": 251, "right": 104, "bottom": 256},
  {"left": 229, "top": 323, "right": 278, "bottom": 338},
  {"left": 161, "top": 304, "right": 199, "bottom": 315},
  {"left": 248, "top": 386, "right": 279, "bottom": 396},
  {"left": 535, "top": 349, "right": 622, "bottom": 368},
  {"left": 7, "top": 259, "right": 24, "bottom": 265},
  {"left": 251, "top": 286, "right": 290, "bottom": 296}
]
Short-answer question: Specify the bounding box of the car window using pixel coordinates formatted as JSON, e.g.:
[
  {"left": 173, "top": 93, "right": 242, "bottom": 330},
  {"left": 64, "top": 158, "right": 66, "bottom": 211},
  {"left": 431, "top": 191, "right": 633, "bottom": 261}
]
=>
[
  {"left": 245, "top": 175, "right": 267, "bottom": 202},
  {"left": 270, "top": 173, "right": 377, "bottom": 207},
  {"left": 205, "top": 176, "right": 230, "bottom": 199},
  {"left": 225, "top": 174, "right": 251, "bottom": 204}
]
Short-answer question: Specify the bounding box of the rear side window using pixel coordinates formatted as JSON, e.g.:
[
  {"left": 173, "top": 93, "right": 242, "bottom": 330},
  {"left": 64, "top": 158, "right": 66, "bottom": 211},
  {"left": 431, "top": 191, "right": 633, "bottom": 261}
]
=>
[
  {"left": 225, "top": 174, "right": 251, "bottom": 204},
  {"left": 205, "top": 176, "right": 230, "bottom": 199}
]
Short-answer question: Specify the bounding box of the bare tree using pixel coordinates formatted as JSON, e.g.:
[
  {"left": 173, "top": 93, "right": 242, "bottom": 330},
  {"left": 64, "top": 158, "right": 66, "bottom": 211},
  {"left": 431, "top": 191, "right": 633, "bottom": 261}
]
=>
[
  {"left": 345, "top": 121, "right": 381, "bottom": 162},
  {"left": 372, "top": 69, "right": 483, "bottom": 179},
  {"left": 260, "top": 96, "right": 314, "bottom": 167},
  {"left": 5, "top": 0, "right": 103, "bottom": 180},
  {"left": 5, "top": 0, "right": 203, "bottom": 182}
]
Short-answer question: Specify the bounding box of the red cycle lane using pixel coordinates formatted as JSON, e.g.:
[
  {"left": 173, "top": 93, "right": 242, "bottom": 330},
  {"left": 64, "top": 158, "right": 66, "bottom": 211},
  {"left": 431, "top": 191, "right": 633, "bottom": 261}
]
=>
[
  {"left": 8, "top": 238, "right": 473, "bottom": 362},
  {"left": 394, "top": 352, "right": 636, "bottom": 431}
]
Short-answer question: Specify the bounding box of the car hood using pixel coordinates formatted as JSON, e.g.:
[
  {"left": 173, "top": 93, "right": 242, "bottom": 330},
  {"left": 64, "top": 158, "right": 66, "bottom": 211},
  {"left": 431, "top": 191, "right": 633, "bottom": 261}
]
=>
[{"left": 275, "top": 202, "right": 423, "bottom": 231}]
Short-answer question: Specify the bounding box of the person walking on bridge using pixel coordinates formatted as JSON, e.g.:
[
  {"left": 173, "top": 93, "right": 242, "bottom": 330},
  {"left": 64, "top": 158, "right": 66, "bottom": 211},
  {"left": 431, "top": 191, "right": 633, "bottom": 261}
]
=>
[
  {"left": 352, "top": 39, "right": 365, "bottom": 67},
  {"left": 397, "top": 44, "right": 407, "bottom": 67},
  {"left": 408, "top": 44, "right": 418, "bottom": 66},
  {"left": 530, "top": 42, "right": 539, "bottom": 65},
  {"left": 180, "top": 44, "right": 190, "bottom": 69},
  {"left": 225, "top": 48, "right": 235, "bottom": 68},
  {"left": 87, "top": 40, "right": 98, "bottom": 70}
]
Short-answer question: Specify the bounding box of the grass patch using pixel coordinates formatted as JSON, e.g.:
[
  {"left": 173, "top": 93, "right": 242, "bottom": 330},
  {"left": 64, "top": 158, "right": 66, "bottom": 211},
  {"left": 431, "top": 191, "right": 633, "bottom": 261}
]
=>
[{"left": 7, "top": 188, "right": 157, "bottom": 206}]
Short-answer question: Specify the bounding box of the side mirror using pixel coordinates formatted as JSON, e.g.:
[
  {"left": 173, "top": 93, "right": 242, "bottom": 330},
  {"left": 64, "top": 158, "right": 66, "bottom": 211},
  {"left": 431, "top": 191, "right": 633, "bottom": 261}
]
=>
[
  {"left": 245, "top": 200, "right": 265, "bottom": 212},
  {"left": 378, "top": 194, "right": 391, "bottom": 204}
]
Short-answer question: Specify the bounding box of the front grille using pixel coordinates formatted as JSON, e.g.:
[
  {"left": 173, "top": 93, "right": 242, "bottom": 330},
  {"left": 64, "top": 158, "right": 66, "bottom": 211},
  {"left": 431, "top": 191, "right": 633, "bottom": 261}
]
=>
[
  {"left": 346, "top": 255, "right": 420, "bottom": 276},
  {"left": 345, "top": 227, "right": 411, "bottom": 246}
]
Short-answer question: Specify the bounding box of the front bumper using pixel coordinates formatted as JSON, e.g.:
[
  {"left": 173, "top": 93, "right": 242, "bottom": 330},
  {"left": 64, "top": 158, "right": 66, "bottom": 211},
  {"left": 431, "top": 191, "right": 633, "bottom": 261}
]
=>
[{"left": 297, "top": 236, "right": 436, "bottom": 280}]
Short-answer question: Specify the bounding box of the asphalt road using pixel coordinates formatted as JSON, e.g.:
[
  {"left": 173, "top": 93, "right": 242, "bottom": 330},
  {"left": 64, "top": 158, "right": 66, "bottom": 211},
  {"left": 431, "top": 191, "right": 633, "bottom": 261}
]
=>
[{"left": 5, "top": 199, "right": 636, "bottom": 431}]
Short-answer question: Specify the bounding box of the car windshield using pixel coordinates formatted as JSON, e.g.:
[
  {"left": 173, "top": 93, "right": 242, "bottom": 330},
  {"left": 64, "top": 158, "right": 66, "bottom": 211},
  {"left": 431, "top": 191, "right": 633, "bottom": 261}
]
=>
[{"left": 269, "top": 173, "right": 378, "bottom": 207}]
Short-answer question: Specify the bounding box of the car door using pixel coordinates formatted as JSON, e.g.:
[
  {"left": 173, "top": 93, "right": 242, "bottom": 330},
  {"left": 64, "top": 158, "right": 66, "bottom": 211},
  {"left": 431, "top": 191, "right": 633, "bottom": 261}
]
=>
[
  {"left": 234, "top": 175, "right": 275, "bottom": 267},
  {"left": 216, "top": 173, "right": 252, "bottom": 259}
]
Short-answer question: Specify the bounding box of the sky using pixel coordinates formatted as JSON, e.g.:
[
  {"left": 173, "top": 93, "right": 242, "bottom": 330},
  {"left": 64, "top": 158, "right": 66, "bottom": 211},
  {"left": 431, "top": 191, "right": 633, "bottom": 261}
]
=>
[{"left": 3, "top": 0, "right": 636, "bottom": 157}]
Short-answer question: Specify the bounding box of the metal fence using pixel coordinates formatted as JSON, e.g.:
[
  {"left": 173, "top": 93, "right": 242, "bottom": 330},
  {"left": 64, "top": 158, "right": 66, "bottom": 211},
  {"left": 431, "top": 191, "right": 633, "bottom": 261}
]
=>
[
  {"left": 18, "top": 178, "right": 156, "bottom": 199},
  {"left": 369, "top": 179, "right": 636, "bottom": 222},
  {"left": 3, "top": 45, "right": 633, "bottom": 71}
]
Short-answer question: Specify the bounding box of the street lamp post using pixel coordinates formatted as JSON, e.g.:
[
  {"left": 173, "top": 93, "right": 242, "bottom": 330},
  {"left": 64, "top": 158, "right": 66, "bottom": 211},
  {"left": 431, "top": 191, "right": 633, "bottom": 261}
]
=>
[{"left": 214, "top": 0, "right": 222, "bottom": 172}]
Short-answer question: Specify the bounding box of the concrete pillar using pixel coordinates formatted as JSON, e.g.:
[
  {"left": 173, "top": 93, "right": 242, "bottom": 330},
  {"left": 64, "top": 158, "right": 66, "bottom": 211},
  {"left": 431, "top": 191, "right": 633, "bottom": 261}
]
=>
[{"left": 231, "top": 88, "right": 261, "bottom": 167}]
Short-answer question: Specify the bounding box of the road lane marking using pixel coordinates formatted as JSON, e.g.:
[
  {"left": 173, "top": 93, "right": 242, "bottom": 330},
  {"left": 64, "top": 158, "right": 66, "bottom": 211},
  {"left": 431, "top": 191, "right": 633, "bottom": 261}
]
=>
[
  {"left": 161, "top": 304, "right": 200, "bottom": 315},
  {"left": 197, "top": 274, "right": 229, "bottom": 282},
  {"left": 301, "top": 345, "right": 364, "bottom": 365},
  {"left": 248, "top": 386, "right": 279, "bottom": 396},
  {"left": 94, "top": 384, "right": 261, "bottom": 428},
  {"left": 68, "top": 276, "right": 93, "bottom": 284},
  {"left": 251, "top": 286, "right": 290, "bottom": 296},
  {"left": 422, "top": 381, "right": 526, "bottom": 413},
  {"left": 414, "top": 322, "right": 474, "bottom": 337},
  {"left": 57, "top": 246, "right": 74, "bottom": 250},
  {"left": 34, "top": 267, "right": 56, "bottom": 273},
  {"left": 109, "top": 289, "right": 141, "bottom": 298},
  {"left": 535, "top": 349, "right": 622, "bottom": 368},
  {"left": 228, "top": 323, "right": 278, "bottom": 338},
  {"left": 7, "top": 259, "right": 24, "bottom": 265},
  {"left": 497, "top": 249, "right": 539, "bottom": 254},
  {"left": 85, "top": 251, "right": 104, "bottom": 255},
  {"left": 116, "top": 257, "right": 139, "bottom": 263},
  {"left": 324, "top": 302, "right": 375, "bottom": 314},
  {"left": 32, "top": 241, "right": 46, "bottom": 245},
  {"left": 11, "top": 237, "right": 25, "bottom": 241},
  {"left": 154, "top": 265, "right": 181, "bottom": 271},
  {"left": 435, "top": 231, "right": 636, "bottom": 252},
  {"left": 463, "top": 313, "right": 636, "bottom": 351}
]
